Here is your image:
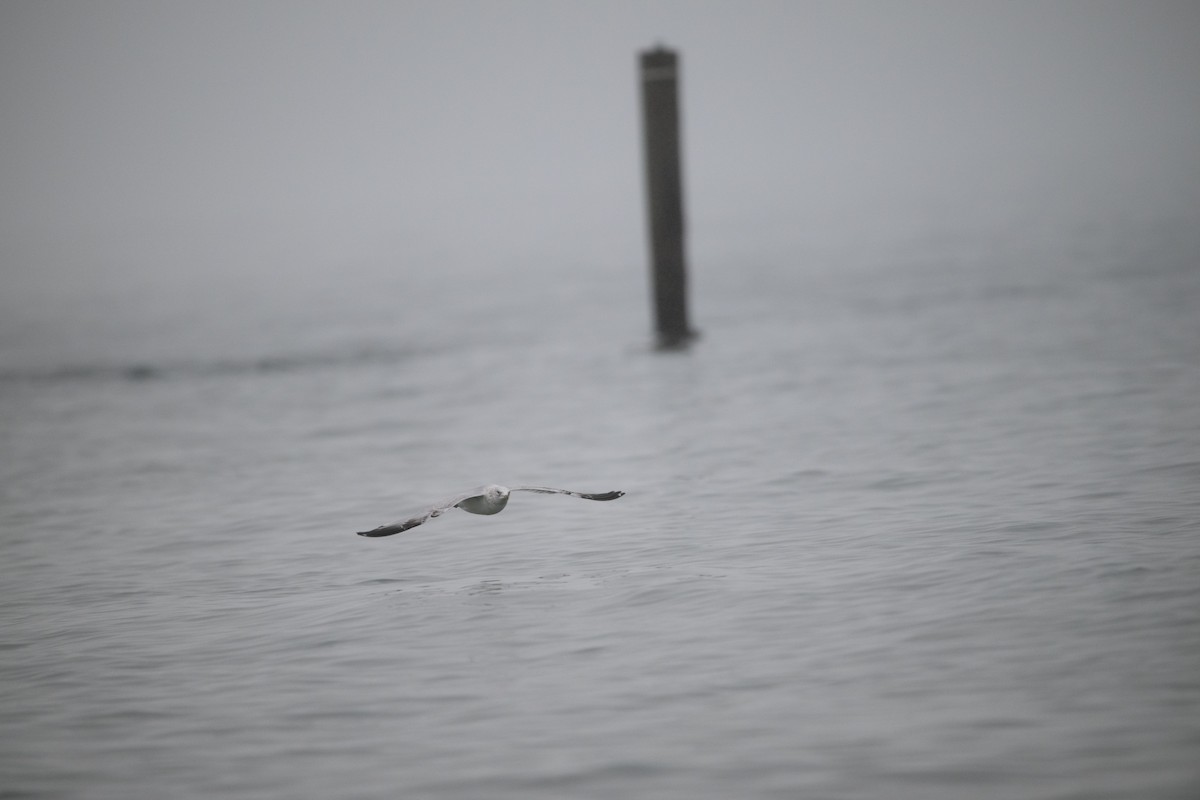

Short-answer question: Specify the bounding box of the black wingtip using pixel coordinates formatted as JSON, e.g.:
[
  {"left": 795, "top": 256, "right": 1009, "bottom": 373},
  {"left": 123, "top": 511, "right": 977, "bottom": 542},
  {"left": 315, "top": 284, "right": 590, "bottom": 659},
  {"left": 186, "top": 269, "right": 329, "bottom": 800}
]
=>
[
  {"left": 357, "top": 518, "right": 424, "bottom": 537},
  {"left": 585, "top": 490, "right": 624, "bottom": 501},
  {"left": 357, "top": 526, "right": 399, "bottom": 538}
]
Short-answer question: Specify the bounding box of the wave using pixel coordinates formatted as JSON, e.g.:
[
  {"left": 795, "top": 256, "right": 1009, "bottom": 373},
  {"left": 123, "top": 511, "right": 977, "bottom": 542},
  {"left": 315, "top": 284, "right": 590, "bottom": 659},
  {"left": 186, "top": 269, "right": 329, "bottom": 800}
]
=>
[{"left": 0, "top": 344, "right": 432, "bottom": 384}]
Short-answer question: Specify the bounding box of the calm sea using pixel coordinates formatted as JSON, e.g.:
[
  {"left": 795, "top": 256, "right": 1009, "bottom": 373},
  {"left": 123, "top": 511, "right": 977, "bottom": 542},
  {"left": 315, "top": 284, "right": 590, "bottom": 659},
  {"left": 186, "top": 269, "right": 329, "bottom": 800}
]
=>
[{"left": 2, "top": 198, "right": 1199, "bottom": 799}]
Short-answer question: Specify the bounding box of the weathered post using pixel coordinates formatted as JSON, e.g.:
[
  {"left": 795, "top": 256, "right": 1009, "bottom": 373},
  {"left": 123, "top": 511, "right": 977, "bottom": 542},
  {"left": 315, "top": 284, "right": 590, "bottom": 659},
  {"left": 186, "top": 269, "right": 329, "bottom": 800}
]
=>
[{"left": 640, "top": 45, "right": 695, "bottom": 348}]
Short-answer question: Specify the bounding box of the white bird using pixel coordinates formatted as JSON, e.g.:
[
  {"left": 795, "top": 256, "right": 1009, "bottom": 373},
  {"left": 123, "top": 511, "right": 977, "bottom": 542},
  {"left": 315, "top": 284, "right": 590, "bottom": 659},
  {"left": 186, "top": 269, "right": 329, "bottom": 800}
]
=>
[{"left": 357, "top": 484, "right": 625, "bottom": 537}]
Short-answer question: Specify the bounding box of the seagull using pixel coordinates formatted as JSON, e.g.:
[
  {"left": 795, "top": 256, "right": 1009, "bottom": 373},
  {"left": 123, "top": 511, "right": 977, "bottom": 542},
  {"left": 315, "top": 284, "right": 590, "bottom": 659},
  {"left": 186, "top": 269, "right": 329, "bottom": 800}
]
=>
[{"left": 356, "top": 484, "right": 625, "bottom": 537}]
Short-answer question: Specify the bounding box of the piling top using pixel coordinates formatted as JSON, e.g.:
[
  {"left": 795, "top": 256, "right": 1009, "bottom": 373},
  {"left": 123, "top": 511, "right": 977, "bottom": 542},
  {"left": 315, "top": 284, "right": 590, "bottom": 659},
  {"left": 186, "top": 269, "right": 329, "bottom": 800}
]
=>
[{"left": 640, "top": 45, "right": 678, "bottom": 77}]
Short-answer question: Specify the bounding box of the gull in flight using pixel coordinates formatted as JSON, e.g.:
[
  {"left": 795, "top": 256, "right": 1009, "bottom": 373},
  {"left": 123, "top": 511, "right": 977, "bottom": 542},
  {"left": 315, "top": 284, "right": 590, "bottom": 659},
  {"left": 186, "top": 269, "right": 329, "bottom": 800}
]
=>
[{"left": 357, "top": 484, "right": 625, "bottom": 537}]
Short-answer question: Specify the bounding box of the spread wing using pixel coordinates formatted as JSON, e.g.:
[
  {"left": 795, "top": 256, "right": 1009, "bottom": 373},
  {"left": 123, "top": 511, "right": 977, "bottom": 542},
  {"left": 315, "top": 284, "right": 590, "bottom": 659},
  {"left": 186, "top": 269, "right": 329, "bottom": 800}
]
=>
[
  {"left": 512, "top": 486, "right": 625, "bottom": 501},
  {"left": 355, "top": 486, "right": 624, "bottom": 537},
  {"left": 356, "top": 487, "right": 486, "bottom": 537}
]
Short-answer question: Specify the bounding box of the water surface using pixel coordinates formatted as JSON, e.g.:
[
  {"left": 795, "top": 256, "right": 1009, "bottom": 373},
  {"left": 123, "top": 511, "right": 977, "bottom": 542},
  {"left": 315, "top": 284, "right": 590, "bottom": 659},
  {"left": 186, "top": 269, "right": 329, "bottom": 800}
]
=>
[{"left": 2, "top": 205, "right": 1199, "bottom": 799}]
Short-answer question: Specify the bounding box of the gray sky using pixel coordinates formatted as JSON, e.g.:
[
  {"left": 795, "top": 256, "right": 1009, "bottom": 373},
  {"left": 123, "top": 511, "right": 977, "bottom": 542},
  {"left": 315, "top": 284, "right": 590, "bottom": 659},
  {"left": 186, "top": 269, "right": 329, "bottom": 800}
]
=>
[{"left": 2, "top": 1, "right": 1197, "bottom": 294}]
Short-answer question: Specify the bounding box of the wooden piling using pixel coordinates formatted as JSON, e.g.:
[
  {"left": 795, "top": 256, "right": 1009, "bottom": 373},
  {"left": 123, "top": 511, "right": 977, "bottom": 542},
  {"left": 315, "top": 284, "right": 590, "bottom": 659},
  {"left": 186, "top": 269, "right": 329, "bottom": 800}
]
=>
[{"left": 640, "top": 46, "right": 695, "bottom": 348}]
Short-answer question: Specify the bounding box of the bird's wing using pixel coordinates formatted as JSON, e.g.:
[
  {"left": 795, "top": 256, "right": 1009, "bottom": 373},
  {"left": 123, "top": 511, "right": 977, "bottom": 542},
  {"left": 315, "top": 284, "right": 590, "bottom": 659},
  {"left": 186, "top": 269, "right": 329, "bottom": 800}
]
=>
[
  {"left": 511, "top": 486, "right": 625, "bottom": 501},
  {"left": 356, "top": 510, "right": 435, "bottom": 537},
  {"left": 356, "top": 487, "right": 485, "bottom": 537}
]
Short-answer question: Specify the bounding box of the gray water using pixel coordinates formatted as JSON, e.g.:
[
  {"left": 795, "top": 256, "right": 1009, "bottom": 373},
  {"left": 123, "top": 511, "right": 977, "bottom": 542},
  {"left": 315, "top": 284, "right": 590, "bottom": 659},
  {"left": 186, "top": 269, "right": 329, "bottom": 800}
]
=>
[{"left": 2, "top": 203, "right": 1199, "bottom": 799}]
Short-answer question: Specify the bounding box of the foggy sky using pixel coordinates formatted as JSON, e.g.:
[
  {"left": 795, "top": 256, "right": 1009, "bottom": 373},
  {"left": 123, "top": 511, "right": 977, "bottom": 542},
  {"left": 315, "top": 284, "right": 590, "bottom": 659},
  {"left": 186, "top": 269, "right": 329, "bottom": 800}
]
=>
[{"left": 1, "top": 1, "right": 1197, "bottom": 296}]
